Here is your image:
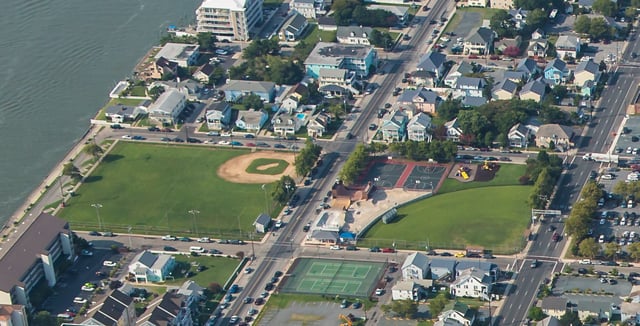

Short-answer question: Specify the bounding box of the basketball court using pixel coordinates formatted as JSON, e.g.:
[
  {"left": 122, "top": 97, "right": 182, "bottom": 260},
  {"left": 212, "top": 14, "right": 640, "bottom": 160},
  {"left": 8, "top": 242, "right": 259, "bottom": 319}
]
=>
[{"left": 402, "top": 164, "right": 447, "bottom": 190}]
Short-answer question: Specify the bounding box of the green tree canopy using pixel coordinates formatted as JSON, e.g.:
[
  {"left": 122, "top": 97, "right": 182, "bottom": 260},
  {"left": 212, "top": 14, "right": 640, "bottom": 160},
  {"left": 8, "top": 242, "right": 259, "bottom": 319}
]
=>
[
  {"left": 592, "top": 0, "right": 617, "bottom": 16},
  {"left": 83, "top": 143, "right": 103, "bottom": 160},
  {"left": 578, "top": 237, "right": 600, "bottom": 258},
  {"left": 574, "top": 16, "right": 591, "bottom": 34},
  {"left": 271, "top": 175, "right": 297, "bottom": 205},
  {"left": 62, "top": 162, "right": 82, "bottom": 182},
  {"left": 490, "top": 10, "right": 516, "bottom": 38}
]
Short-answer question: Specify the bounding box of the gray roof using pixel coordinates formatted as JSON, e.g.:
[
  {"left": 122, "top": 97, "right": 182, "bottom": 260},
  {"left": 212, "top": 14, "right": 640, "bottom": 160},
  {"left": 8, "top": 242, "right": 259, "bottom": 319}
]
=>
[
  {"left": 156, "top": 57, "right": 178, "bottom": 70},
  {"left": 205, "top": 101, "right": 230, "bottom": 113},
  {"left": 539, "top": 316, "right": 561, "bottom": 326},
  {"left": 150, "top": 89, "right": 185, "bottom": 114},
  {"left": 402, "top": 252, "right": 429, "bottom": 271},
  {"left": 196, "top": 63, "right": 215, "bottom": 76},
  {"left": 310, "top": 229, "right": 339, "bottom": 241},
  {"left": 502, "top": 70, "right": 528, "bottom": 82},
  {"left": 456, "top": 77, "right": 486, "bottom": 89},
  {"left": 154, "top": 43, "right": 199, "bottom": 62},
  {"left": 456, "top": 261, "right": 496, "bottom": 274},
  {"left": 509, "top": 123, "right": 529, "bottom": 136},
  {"left": 368, "top": 4, "right": 409, "bottom": 17},
  {"left": 319, "top": 84, "right": 347, "bottom": 92},
  {"left": 92, "top": 289, "right": 133, "bottom": 325},
  {"left": 105, "top": 104, "right": 137, "bottom": 116},
  {"left": 147, "top": 292, "right": 183, "bottom": 325},
  {"left": 462, "top": 96, "right": 487, "bottom": 107},
  {"left": 294, "top": 0, "right": 314, "bottom": 4},
  {"left": 541, "top": 296, "right": 568, "bottom": 311},
  {"left": 545, "top": 58, "right": 567, "bottom": 73},
  {"left": 0, "top": 213, "right": 69, "bottom": 292},
  {"left": 467, "top": 27, "right": 494, "bottom": 44},
  {"left": 555, "top": 35, "right": 579, "bottom": 49},
  {"left": 319, "top": 68, "right": 347, "bottom": 79},
  {"left": 222, "top": 80, "right": 276, "bottom": 93},
  {"left": 520, "top": 79, "right": 546, "bottom": 96},
  {"left": 516, "top": 58, "right": 539, "bottom": 74},
  {"left": 493, "top": 79, "right": 518, "bottom": 94},
  {"left": 317, "top": 16, "right": 336, "bottom": 27},
  {"left": 337, "top": 26, "right": 373, "bottom": 39},
  {"left": 416, "top": 51, "right": 446, "bottom": 72},
  {"left": 429, "top": 258, "right": 456, "bottom": 271},
  {"left": 238, "top": 110, "right": 267, "bottom": 126},
  {"left": 304, "top": 42, "right": 373, "bottom": 66},
  {"left": 537, "top": 124, "right": 574, "bottom": 139},
  {"left": 177, "top": 280, "right": 204, "bottom": 297},
  {"left": 408, "top": 112, "right": 432, "bottom": 129},
  {"left": 576, "top": 59, "right": 599, "bottom": 75},
  {"left": 284, "top": 12, "right": 307, "bottom": 33},
  {"left": 399, "top": 88, "right": 439, "bottom": 104},
  {"left": 565, "top": 293, "right": 622, "bottom": 315},
  {"left": 453, "top": 61, "right": 474, "bottom": 75},
  {"left": 137, "top": 251, "right": 158, "bottom": 268},
  {"left": 254, "top": 213, "right": 271, "bottom": 226}
]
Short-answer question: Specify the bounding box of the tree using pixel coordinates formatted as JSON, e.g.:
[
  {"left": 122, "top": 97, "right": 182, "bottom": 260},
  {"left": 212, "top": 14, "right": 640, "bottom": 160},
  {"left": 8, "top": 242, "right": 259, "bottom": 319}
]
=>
[
  {"left": 628, "top": 242, "right": 640, "bottom": 261},
  {"left": 242, "top": 94, "right": 264, "bottom": 110},
  {"left": 295, "top": 139, "right": 322, "bottom": 177},
  {"left": 271, "top": 175, "right": 297, "bottom": 205},
  {"left": 457, "top": 110, "right": 489, "bottom": 137},
  {"left": 525, "top": 9, "right": 548, "bottom": 31},
  {"left": 149, "top": 85, "right": 165, "bottom": 100},
  {"left": 32, "top": 311, "right": 56, "bottom": 326},
  {"left": 528, "top": 307, "right": 546, "bottom": 321},
  {"left": 574, "top": 16, "right": 591, "bottom": 34},
  {"left": 503, "top": 45, "right": 521, "bottom": 57},
  {"left": 236, "top": 251, "right": 245, "bottom": 259},
  {"left": 437, "top": 99, "right": 463, "bottom": 121},
  {"left": 62, "top": 162, "right": 82, "bottom": 182},
  {"left": 559, "top": 310, "right": 583, "bottom": 326},
  {"left": 578, "top": 238, "right": 600, "bottom": 258},
  {"left": 207, "top": 282, "right": 223, "bottom": 294},
  {"left": 490, "top": 10, "right": 516, "bottom": 38},
  {"left": 625, "top": 7, "right": 637, "bottom": 22},
  {"left": 603, "top": 242, "right": 621, "bottom": 259},
  {"left": 242, "top": 38, "right": 280, "bottom": 60},
  {"left": 589, "top": 17, "right": 612, "bottom": 40},
  {"left": 339, "top": 144, "right": 368, "bottom": 185},
  {"left": 197, "top": 32, "right": 216, "bottom": 51},
  {"left": 592, "top": 0, "right": 617, "bottom": 16},
  {"left": 386, "top": 299, "right": 417, "bottom": 318},
  {"left": 429, "top": 293, "right": 448, "bottom": 318},
  {"left": 83, "top": 143, "right": 103, "bottom": 160}
]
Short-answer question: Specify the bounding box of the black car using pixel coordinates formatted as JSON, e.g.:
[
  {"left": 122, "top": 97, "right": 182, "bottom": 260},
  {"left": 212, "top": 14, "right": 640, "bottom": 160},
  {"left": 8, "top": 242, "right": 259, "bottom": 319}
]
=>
[
  {"left": 89, "top": 231, "right": 101, "bottom": 236},
  {"left": 132, "top": 135, "right": 145, "bottom": 140},
  {"left": 148, "top": 126, "right": 160, "bottom": 132},
  {"left": 271, "top": 277, "right": 279, "bottom": 283},
  {"left": 633, "top": 52, "right": 638, "bottom": 58},
  {"left": 244, "top": 134, "right": 255, "bottom": 138},
  {"left": 163, "top": 246, "right": 178, "bottom": 252},
  {"left": 110, "top": 124, "right": 124, "bottom": 129},
  {"left": 384, "top": 103, "right": 392, "bottom": 109},
  {"left": 274, "top": 144, "right": 286, "bottom": 149},
  {"left": 274, "top": 271, "right": 283, "bottom": 277},
  {"left": 173, "top": 138, "right": 185, "bottom": 142},
  {"left": 440, "top": 252, "right": 452, "bottom": 256},
  {"left": 264, "top": 283, "right": 275, "bottom": 291},
  {"left": 578, "top": 268, "right": 587, "bottom": 274},
  {"left": 256, "top": 142, "right": 270, "bottom": 147},
  {"left": 254, "top": 297, "right": 264, "bottom": 305},
  {"left": 187, "top": 138, "right": 202, "bottom": 143},
  {"left": 369, "top": 246, "right": 381, "bottom": 252}
]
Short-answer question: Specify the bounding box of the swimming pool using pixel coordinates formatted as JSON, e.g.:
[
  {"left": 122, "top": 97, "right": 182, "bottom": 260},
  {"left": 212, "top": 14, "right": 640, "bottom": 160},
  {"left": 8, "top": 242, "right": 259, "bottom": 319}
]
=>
[{"left": 296, "top": 113, "right": 307, "bottom": 120}]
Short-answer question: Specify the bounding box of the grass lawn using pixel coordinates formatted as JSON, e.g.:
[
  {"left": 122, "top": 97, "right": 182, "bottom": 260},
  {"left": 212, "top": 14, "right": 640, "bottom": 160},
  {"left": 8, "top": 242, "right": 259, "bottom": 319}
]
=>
[
  {"left": 263, "top": 0, "right": 283, "bottom": 7},
  {"left": 168, "top": 255, "right": 240, "bottom": 288},
  {"left": 129, "top": 86, "right": 147, "bottom": 97},
  {"left": 246, "top": 158, "right": 289, "bottom": 175},
  {"left": 301, "top": 24, "right": 337, "bottom": 45},
  {"left": 444, "top": 7, "right": 500, "bottom": 35},
  {"left": 437, "top": 163, "right": 526, "bottom": 194},
  {"left": 57, "top": 143, "right": 280, "bottom": 238},
  {"left": 96, "top": 98, "right": 144, "bottom": 121},
  {"left": 362, "top": 185, "right": 531, "bottom": 252}
]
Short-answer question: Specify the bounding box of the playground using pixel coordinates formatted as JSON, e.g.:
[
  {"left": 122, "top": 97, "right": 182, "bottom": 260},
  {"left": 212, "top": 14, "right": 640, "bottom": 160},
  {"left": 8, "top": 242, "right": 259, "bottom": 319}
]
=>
[
  {"left": 360, "top": 160, "right": 449, "bottom": 191},
  {"left": 280, "top": 258, "right": 386, "bottom": 298},
  {"left": 449, "top": 161, "right": 500, "bottom": 183}
]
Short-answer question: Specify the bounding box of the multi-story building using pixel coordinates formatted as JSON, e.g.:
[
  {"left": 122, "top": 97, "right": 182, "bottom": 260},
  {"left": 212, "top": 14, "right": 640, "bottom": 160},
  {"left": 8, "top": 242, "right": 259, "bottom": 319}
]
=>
[
  {"left": 0, "top": 213, "right": 75, "bottom": 310},
  {"left": 291, "top": 0, "right": 316, "bottom": 19},
  {"left": 490, "top": 0, "right": 514, "bottom": 9},
  {"left": 304, "top": 42, "right": 378, "bottom": 79},
  {"left": 196, "top": 0, "right": 263, "bottom": 41},
  {"left": 0, "top": 305, "right": 28, "bottom": 326}
]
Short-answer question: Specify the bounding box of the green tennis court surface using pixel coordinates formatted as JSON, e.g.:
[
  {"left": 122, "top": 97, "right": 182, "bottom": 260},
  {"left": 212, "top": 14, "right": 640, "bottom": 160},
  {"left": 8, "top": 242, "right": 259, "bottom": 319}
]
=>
[{"left": 280, "top": 258, "right": 386, "bottom": 298}]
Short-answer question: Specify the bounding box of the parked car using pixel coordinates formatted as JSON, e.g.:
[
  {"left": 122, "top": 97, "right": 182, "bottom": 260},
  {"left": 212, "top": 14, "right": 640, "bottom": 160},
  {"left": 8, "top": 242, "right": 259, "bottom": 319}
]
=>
[{"left": 381, "top": 248, "right": 395, "bottom": 253}]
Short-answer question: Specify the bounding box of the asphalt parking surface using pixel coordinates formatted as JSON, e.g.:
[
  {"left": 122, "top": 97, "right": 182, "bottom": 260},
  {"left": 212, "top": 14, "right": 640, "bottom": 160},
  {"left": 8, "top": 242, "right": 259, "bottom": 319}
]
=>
[
  {"left": 613, "top": 116, "right": 640, "bottom": 155},
  {"left": 553, "top": 275, "right": 631, "bottom": 298}
]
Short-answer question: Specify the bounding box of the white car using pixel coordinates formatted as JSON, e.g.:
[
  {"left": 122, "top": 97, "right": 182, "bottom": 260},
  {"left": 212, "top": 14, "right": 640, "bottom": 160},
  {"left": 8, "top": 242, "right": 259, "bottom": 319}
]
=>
[
  {"left": 275, "top": 220, "right": 283, "bottom": 228},
  {"left": 198, "top": 237, "right": 211, "bottom": 243},
  {"left": 103, "top": 260, "right": 117, "bottom": 267},
  {"left": 330, "top": 245, "right": 342, "bottom": 250},
  {"left": 578, "top": 259, "right": 591, "bottom": 265},
  {"left": 81, "top": 285, "right": 95, "bottom": 292},
  {"left": 162, "top": 235, "right": 176, "bottom": 241},
  {"left": 218, "top": 140, "right": 230, "bottom": 145},
  {"left": 599, "top": 235, "right": 605, "bottom": 243},
  {"left": 215, "top": 49, "right": 228, "bottom": 55},
  {"left": 229, "top": 315, "right": 239, "bottom": 324},
  {"left": 600, "top": 218, "right": 606, "bottom": 225},
  {"left": 73, "top": 297, "right": 87, "bottom": 304},
  {"left": 121, "top": 135, "right": 132, "bottom": 139}
]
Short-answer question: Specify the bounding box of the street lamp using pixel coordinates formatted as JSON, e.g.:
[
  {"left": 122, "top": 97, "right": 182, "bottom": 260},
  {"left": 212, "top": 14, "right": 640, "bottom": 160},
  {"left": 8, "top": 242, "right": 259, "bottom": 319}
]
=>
[
  {"left": 91, "top": 203, "right": 103, "bottom": 231},
  {"left": 188, "top": 209, "right": 200, "bottom": 237}
]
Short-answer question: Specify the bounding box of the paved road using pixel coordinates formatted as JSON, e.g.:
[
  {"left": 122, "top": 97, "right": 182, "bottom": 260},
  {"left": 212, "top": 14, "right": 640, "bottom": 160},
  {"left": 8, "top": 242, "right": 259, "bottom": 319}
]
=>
[{"left": 496, "top": 21, "right": 640, "bottom": 326}]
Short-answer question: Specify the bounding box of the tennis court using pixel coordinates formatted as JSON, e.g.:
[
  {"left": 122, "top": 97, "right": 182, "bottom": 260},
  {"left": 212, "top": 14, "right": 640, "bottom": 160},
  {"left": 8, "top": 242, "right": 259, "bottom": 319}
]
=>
[
  {"left": 403, "top": 164, "right": 447, "bottom": 190},
  {"left": 280, "top": 258, "right": 386, "bottom": 298}
]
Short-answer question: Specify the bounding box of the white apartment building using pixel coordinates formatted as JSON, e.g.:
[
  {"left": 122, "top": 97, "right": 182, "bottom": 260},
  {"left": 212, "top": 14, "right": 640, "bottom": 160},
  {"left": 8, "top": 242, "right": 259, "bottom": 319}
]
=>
[{"left": 196, "top": 0, "right": 263, "bottom": 41}]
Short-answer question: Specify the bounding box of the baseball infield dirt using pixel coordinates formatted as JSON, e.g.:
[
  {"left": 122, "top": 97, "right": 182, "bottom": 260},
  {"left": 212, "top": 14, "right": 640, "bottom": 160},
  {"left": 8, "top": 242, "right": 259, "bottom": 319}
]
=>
[{"left": 217, "top": 151, "right": 296, "bottom": 183}]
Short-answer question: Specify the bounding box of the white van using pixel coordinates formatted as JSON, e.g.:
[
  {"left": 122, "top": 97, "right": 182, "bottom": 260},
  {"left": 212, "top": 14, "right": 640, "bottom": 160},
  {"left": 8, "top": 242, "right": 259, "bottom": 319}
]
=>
[{"left": 189, "top": 246, "right": 205, "bottom": 253}]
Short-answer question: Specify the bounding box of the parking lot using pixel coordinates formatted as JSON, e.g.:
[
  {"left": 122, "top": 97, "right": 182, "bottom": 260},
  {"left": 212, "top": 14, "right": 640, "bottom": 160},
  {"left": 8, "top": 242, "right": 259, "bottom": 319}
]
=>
[{"left": 613, "top": 116, "right": 640, "bottom": 157}]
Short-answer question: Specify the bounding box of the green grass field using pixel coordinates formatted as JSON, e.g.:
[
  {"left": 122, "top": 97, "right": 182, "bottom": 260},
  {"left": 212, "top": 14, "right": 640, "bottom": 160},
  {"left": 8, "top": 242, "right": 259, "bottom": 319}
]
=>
[
  {"left": 169, "top": 255, "right": 240, "bottom": 287},
  {"left": 245, "top": 158, "right": 289, "bottom": 175},
  {"left": 363, "top": 185, "right": 531, "bottom": 251},
  {"left": 57, "top": 143, "right": 279, "bottom": 237}
]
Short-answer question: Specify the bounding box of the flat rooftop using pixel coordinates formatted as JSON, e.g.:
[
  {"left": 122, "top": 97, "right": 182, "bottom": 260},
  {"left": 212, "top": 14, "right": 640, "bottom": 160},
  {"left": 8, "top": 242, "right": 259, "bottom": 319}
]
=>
[{"left": 304, "top": 42, "right": 372, "bottom": 66}]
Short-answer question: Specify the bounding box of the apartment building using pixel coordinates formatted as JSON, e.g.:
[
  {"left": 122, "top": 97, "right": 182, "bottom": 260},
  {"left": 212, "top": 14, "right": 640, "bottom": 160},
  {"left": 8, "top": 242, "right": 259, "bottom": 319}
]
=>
[{"left": 196, "top": 0, "right": 263, "bottom": 41}]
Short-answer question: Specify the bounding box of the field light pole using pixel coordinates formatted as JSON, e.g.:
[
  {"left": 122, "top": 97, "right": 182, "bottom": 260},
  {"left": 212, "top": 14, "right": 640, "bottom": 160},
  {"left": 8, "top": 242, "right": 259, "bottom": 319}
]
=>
[
  {"left": 188, "top": 209, "right": 200, "bottom": 237},
  {"left": 127, "top": 225, "right": 133, "bottom": 248},
  {"left": 91, "top": 203, "right": 103, "bottom": 231},
  {"left": 261, "top": 184, "right": 269, "bottom": 216}
]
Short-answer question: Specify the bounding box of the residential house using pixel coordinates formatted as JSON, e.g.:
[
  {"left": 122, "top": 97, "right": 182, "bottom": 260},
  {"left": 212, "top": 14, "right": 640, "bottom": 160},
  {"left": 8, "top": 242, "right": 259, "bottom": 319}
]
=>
[
  {"left": 154, "top": 43, "right": 200, "bottom": 67},
  {"left": 620, "top": 302, "right": 640, "bottom": 325},
  {"left": 151, "top": 79, "right": 203, "bottom": 101},
  {"left": 450, "top": 269, "right": 492, "bottom": 300},
  {"left": 444, "top": 118, "right": 463, "bottom": 142},
  {"left": 434, "top": 302, "right": 476, "bottom": 326},
  {"left": 464, "top": 27, "right": 495, "bottom": 55},
  {"left": 280, "top": 96, "right": 301, "bottom": 113},
  {"left": 369, "top": 4, "right": 409, "bottom": 22},
  {"left": 516, "top": 57, "right": 541, "bottom": 81},
  {"left": 538, "top": 316, "right": 561, "bottom": 326},
  {"left": 336, "top": 26, "right": 373, "bottom": 45},
  {"left": 535, "top": 124, "right": 574, "bottom": 149},
  {"left": 307, "top": 112, "right": 332, "bottom": 137},
  {"left": 460, "top": 0, "right": 489, "bottom": 7},
  {"left": 221, "top": 80, "right": 277, "bottom": 103},
  {"left": 415, "top": 51, "right": 447, "bottom": 83},
  {"left": 508, "top": 8, "right": 528, "bottom": 29},
  {"left": 407, "top": 113, "right": 433, "bottom": 142},
  {"left": 304, "top": 42, "right": 378, "bottom": 79},
  {"left": 279, "top": 12, "right": 308, "bottom": 41},
  {"left": 574, "top": 59, "right": 601, "bottom": 89},
  {"left": 455, "top": 76, "right": 486, "bottom": 98},
  {"left": 148, "top": 89, "right": 186, "bottom": 125},
  {"left": 455, "top": 261, "right": 498, "bottom": 281},
  {"left": 531, "top": 28, "right": 545, "bottom": 40},
  {"left": 291, "top": 0, "right": 316, "bottom": 19},
  {"left": 527, "top": 39, "right": 549, "bottom": 57},
  {"left": 0, "top": 305, "right": 27, "bottom": 326},
  {"left": 519, "top": 78, "right": 546, "bottom": 102},
  {"left": 195, "top": 0, "right": 263, "bottom": 41},
  {"left": 137, "top": 290, "right": 200, "bottom": 326},
  {"left": 555, "top": 35, "right": 581, "bottom": 59},
  {"left": 410, "top": 70, "right": 438, "bottom": 88},
  {"left": 192, "top": 63, "right": 216, "bottom": 84},
  {"left": 381, "top": 109, "right": 409, "bottom": 142},
  {"left": 581, "top": 80, "right": 596, "bottom": 98},
  {"left": 279, "top": 83, "right": 309, "bottom": 113},
  {"left": 577, "top": 0, "right": 595, "bottom": 8},
  {"left": 205, "top": 101, "right": 232, "bottom": 130},
  {"left": 317, "top": 16, "right": 337, "bottom": 31},
  {"left": 391, "top": 281, "right": 420, "bottom": 301},
  {"left": 148, "top": 57, "right": 178, "bottom": 80},
  {"left": 495, "top": 36, "right": 522, "bottom": 54},
  {"left": 490, "top": 0, "right": 514, "bottom": 9},
  {"left": 429, "top": 258, "right": 456, "bottom": 280},
  {"left": 544, "top": 58, "right": 571, "bottom": 86},
  {"left": 501, "top": 70, "right": 528, "bottom": 83},
  {"left": 318, "top": 68, "right": 359, "bottom": 96},
  {"left": 402, "top": 252, "right": 430, "bottom": 280},
  {"left": 272, "top": 111, "right": 306, "bottom": 135},
  {"left": 105, "top": 104, "right": 142, "bottom": 123},
  {"left": 254, "top": 213, "right": 272, "bottom": 233},
  {"left": 444, "top": 61, "right": 474, "bottom": 87},
  {"left": 128, "top": 251, "right": 175, "bottom": 283},
  {"left": 492, "top": 79, "right": 518, "bottom": 100},
  {"left": 236, "top": 109, "right": 268, "bottom": 131},
  {"left": 541, "top": 297, "right": 568, "bottom": 319},
  {"left": 508, "top": 123, "right": 530, "bottom": 148},
  {"left": 0, "top": 213, "right": 75, "bottom": 310},
  {"left": 83, "top": 289, "right": 136, "bottom": 326},
  {"left": 176, "top": 280, "right": 205, "bottom": 299},
  {"left": 398, "top": 88, "right": 440, "bottom": 114}
]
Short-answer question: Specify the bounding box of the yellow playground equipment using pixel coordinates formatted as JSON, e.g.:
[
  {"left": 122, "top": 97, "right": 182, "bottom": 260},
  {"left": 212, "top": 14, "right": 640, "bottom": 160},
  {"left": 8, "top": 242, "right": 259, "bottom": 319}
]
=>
[
  {"left": 458, "top": 166, "right": 470, "bottom": 180},
  {"left": 339, "top": 314, "right": 353, "bottom": 326}
]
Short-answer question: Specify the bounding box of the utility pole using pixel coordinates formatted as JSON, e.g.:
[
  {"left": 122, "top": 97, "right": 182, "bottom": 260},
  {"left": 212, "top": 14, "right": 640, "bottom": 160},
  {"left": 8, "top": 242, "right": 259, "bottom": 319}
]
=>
[
  {"left": 91, "top": 203, "right": 103, "bottom": 231},
  {"left": 58, "top": 174, "right": 66, "bottom": 207},
  {"left": 127, "top": 226, "right": 133, "bottom": 248},
  {"left": 188, "top": 209, "right": 200, "bottom": 237}
]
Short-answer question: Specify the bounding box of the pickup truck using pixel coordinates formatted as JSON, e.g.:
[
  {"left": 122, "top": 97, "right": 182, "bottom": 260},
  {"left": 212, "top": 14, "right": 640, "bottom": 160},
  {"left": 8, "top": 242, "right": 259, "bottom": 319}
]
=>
[{"left": 162, "top": 235, "right": 177, "bottom": 241}]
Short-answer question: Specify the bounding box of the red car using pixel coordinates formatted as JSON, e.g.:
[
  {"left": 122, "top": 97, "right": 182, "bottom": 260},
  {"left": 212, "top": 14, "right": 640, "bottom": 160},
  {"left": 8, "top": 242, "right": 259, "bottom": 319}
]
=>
[
  {"left": 468, "top": 54, "right": 479, "bottom": 59},
  {"left": 381, "top": 248, "right": 395, "bottom": 253},
  {"left": 245, "top": 143, "right": 256, "bottom": 147}
]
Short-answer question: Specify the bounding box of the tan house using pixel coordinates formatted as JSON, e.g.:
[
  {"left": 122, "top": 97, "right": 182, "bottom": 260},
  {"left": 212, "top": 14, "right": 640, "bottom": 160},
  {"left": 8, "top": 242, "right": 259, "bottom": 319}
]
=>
[
  {"left": 492, "top": 79, "right": 518, "bottom": 100},
  {"left": 193, "top": 63, "right": 216, "bottom": 84},
  {"left": 147, "top": 57, "right": 178, "bottom": 80},
  {"left": 490, "top": 0, "right": 514, "bottom": 9},
  {"left": 519, "top": 79, "right": 546, "bottom": 102},
  {"left": 535, "top": 124, "right": 574, "bottom": 150},
  {"left": 307, "top": 112, "right": 332, "bottom": 137},
  {"left": 574, "top": 59, "right": 600, "bottom": 88},
  {"left": 541, "top": 297, "right": 568, "bottom": 319},
  {"left": 397, "top": 88, "right": 440, "bottom": 115}
]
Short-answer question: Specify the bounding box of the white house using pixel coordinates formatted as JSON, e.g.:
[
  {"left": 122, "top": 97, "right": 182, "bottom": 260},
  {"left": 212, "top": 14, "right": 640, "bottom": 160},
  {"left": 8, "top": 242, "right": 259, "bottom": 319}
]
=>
[
  {"left": 205, "top": 101, "right": 232, "bottom": 130},
  {"left": 435, "top": 302, "right": 476, "bottom": 326},
  {"left": 290, "top": 0, "right": 316, "bottom": 19},
  {"left": 407, "top": 112, "right": 433, "bottom": 142},
  {"left": 464, "top": 27, "right": 495, "bottom": 55},
  {"left": 254, "top": 213, "right": 271, "bottom": 233},
  {"left": 193, "top": 63, "right": 216, "bottom": 84},
  {"left": 154, "top": 43, "right": 200, "bottom": 67},
  {"left": 236, "top": 109, "right": 268, "bottom": 131},
  {"left": 128, "top": 251, "right": 175, "bottom": 283},
  {"left": 450, "top": 269, "right": 492, "bottom": 300},
  {"left": 444, "top": 61, "right": 474, "bottom": 87},
  {"left": 555, "top": 35, "right": 581, "bottom": 59},
  {"left": 148, "top": 89, "right": 186, "bottom": 125},
  {"left": 278, "top": 12, "right": 308, "bottom": 41},
  {"left": 508, "top": 123, "right": 530, "bottom": 148},
  {"left": 391, "top": 281, "right": 419, "bottom": 301},
  {"left": 445, "top": 118, "right": 463, "bottom": 142},
  {"left": 416, "top": 51, "right": 447, "bottom": 82},
  {"left": 307, "top": 112, "right": 332, "bottom": 137},
  {"left": 336, "top": 26, "right": 373, "bottom": 45},
  {"left": 402, "top": 252, "right": 430, "bottom": 280}
]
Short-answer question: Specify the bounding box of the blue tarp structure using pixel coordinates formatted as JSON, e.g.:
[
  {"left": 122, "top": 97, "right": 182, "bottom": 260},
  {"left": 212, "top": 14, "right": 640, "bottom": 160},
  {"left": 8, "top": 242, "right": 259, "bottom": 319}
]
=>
[{"left": 339, "top": 232, "right": 355, "bottom": 239}]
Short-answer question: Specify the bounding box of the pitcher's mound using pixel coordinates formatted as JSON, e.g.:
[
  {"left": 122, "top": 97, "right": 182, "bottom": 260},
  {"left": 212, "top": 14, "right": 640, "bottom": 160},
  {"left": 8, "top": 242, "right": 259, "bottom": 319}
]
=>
[{"left": 217, "top": 151, "right": 296, "bottom": 184}]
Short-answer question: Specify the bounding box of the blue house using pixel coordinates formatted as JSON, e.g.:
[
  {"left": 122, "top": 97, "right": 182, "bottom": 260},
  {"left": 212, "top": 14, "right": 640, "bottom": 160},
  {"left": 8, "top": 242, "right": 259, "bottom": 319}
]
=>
[
  {"left": 221, "top": 80, "right": 277, "bottom": 103},
  {"left": 544, "top": 58, "right": 571, "bottom": 86},
  {"left": 304, "top": 42, "right": 378, "bottom": 79}
]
